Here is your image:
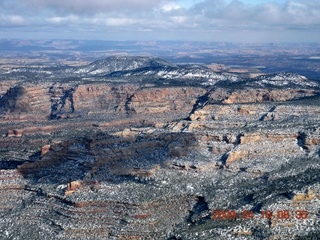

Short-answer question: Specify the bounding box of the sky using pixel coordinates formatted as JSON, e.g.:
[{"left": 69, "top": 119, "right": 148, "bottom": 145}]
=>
[{"left": 0, "top": 0, "right": 319, "bottom": 43}]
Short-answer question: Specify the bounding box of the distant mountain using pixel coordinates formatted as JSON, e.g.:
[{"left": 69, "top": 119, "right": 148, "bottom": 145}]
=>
[
  {"left": 251, "top": 73, "right": 318, "bottom": 88},
  {"left": 70, "top": 56, "right": 240, "bottom": 84},
  {"left": 73, "top": 56, "right": 177, "bottom": 76},
  {"left": 1, "top": 56, "right": 318, "bottom": 89}
]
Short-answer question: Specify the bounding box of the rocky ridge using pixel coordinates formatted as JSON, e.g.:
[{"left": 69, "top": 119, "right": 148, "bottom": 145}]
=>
[{"left": 0, "top": 57, "right": 320, "bottom": 239}]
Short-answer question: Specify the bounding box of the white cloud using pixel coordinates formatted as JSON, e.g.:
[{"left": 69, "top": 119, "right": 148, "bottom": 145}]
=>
[
  {"left": 8, "top": 15, "right": 25, "bottom": 25},
  {"left": 0, "top": 0, "right": 319, "bottom": 42},
  {"left": 171, "top": 16, "right": 187, "bottom": 24},
  {"left": 0, "top": 14, "right": 26, "bottom": 26},
  {"left": 104, "top": 18, "right": 138, "bottom": 27},
  {"left": 22, "top": 0, "right": 167, "bottom": 14},
  {"left": 162, "top": 3, "right": 181, "bottom": 12},
  {"left": 188, "top": 0, "right": 320, "bottom": 30},
  {"left": 47, "top": 15, "right": 79, "bottom": 24}
]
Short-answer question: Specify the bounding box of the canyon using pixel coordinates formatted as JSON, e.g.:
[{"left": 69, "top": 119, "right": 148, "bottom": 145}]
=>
[{"left": 0, "top": 56, "right": 319, "bottom": 239}]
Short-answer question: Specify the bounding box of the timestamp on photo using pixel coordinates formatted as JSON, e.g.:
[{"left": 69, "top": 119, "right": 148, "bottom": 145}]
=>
[{"left": 211, "top": 209, "right": 308, "bottom": 220}]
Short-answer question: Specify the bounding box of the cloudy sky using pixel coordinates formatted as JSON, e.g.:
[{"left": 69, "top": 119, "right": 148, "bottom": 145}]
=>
[{"left": 0, "top": 0, "right": 319, "bottom": 43}]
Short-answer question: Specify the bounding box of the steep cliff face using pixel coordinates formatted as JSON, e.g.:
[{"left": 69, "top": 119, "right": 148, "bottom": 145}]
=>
[
  {"left": 127, "top": 87, "right": 206, "bottom": 114},
  {"left": 0, "top": 82, "right": 207, "bottom": 121},
  {"left": 72, "top": 84, "right": 137, "bottom": 115},
  {"left": 1, "top": 57, "right": 320, "bottom": 239},
  {"left": 222, "top": 88, "right": 317, "bottom": 104},
  {"left": 0, "top": 84, "right": 51, "bottom": 120},
  {"left": 0, "top": 80, "right": 20, "bottom": 97}
]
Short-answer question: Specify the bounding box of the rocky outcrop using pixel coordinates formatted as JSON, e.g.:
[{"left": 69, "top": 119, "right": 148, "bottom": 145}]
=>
[
  {"left": 7, "top": 129, "right": 23, "bottom": 137},
  {"left": 128, "top": 87, "right": 206, "bottom": 114},
  {"left": 41, "top": 145, "right": 50, "bottom": 156},
  {"left": 0, "top": 80, "right": 19, "bottom": 97},
  {"left": 223, "top": 89, "right": 317, "bottom": 104},
  {"left": 239, "top": 132, "right": 298, "bottom": 144},
  {"left": 0, "top": 82, "right": 207, "bottom": 122},
  {"left": 0, "top": 84, "right": 51, "bottom": 120},
  {"left": 72, "top": 84, "right": 138, "bottom": 115}
]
